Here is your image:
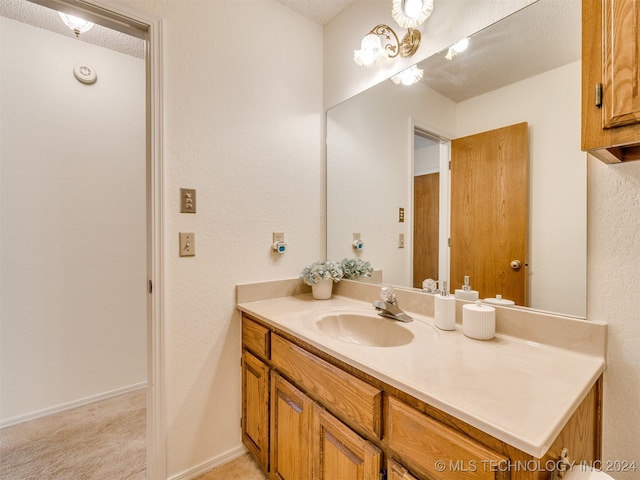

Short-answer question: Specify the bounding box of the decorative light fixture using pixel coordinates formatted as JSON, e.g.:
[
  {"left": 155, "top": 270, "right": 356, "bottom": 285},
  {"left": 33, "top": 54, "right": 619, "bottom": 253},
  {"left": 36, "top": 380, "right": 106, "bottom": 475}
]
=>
[
  {"left": 392, "top": 0, "right": 434, "bottom": 29},
  {"left": 391, "top": 65, "right": 424, "bottom": 85},
  {"left": 58, "top": 12, "right": 94, "bottom": 37},
  {"left": 445, "top": 37, "right": 470, "bottom": 60},
  {"left": 354, "top": 24, "right": 421, "bottom": 67}
]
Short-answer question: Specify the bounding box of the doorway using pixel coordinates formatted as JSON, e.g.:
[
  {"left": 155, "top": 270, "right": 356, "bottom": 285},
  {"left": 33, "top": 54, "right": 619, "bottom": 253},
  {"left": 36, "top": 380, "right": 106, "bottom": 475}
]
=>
[
  {"left": 412, "top": 127, "right": 450, "bottom": 291},
  {"left": 0, "top": 0, "right": 164, "bottom": 478}
]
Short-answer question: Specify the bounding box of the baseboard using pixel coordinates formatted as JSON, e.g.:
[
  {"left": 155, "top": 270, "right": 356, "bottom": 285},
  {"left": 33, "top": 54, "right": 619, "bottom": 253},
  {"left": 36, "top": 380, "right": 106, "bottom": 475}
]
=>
[
  {"left": 0, "top": 382, "right": 147, "bottom": 428},
  {"left": 169, "top": 444, "right": 249, "bottom": 480}
]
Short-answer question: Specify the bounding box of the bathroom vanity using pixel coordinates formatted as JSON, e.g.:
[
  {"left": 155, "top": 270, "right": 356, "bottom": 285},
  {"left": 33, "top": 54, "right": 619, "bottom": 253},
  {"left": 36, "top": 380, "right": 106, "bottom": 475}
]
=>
[{"left": 237, "top": 279, "right": 606, "bottom": 480}]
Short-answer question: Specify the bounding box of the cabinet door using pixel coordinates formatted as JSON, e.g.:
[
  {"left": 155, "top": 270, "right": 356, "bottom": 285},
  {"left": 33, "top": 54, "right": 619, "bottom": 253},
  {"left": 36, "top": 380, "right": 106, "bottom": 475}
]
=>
[
  {"left": 582, "top": 0, "right": 640, "bottom": 162},
  {"left": 387, "top": 459, "right": 418, "bottom": 480},
  {"left": 314, "top": 405, "right": 382, "bottom": 480},
  {"left": 242, "top": 350, "right": 269, "bottom": 471},
  {"left": 271, "top": 372, "right": 313, "bottom": 480},
  {"left": 602, "top": 0, "right": 640, "bottom": 128}
]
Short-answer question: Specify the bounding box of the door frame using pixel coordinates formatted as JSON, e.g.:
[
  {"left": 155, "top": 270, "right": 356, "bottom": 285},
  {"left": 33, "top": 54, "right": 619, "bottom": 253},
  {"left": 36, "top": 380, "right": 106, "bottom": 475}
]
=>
[
  {"left": 409, "top": 119, "right": 453, "bottom": 290},
  {"left": 30, "top": 1, "right": 166, "bottom": 478}
]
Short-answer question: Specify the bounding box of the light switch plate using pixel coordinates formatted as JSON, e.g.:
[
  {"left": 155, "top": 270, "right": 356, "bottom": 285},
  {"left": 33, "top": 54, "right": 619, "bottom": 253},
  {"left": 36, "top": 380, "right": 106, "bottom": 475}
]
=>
[
  {"left": 180, "top": 188, "right": 196, "bottom": 213},
  {"left": 179, "top": 232, "right": 195, "bottom": 256}
]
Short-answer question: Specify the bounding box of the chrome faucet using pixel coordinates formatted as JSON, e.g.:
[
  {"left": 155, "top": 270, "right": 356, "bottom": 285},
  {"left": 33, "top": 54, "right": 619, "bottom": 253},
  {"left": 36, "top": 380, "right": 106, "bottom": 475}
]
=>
[{"left": 373, "top": 300, "right": 413, "bottom": 323}]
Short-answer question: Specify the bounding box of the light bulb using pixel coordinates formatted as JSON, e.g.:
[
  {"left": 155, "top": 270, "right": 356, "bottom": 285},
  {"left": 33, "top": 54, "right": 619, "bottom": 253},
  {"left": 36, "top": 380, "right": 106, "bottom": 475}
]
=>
[
  {"left": 392, "top": 0, "right": 433, "bottom": 29},
  {"left": 445, "top": 38, "right": 470, "bottom": 60},
  {"left": 452, "top": 37, "right": 469, "bottom": 53},
  {"left": 354, "top": 34, "right": 386, "bottom": 67},
  {"left": 391, "top": 65, "right": 424, "bottom": 85},
  {"left": 403, "top": 0, "right": 423, "bottom": 19},
  {"left": 58, "top": 12, "right": 94, "bottom": 37}
]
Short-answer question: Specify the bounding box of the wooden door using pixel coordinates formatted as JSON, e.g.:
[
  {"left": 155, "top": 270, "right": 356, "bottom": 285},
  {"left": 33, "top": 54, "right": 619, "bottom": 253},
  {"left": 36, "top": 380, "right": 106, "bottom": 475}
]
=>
[
  {"left": 413, "top": 173, "right": 439, "bottom": 288},
  {"left": 271, "top": 372, "right": 313, "bottom": 480},
  {"left": 450, "top": 122, "right": 528, "bottom": 305},
  {"left": 313, "top": 405, "right": 381, "bottom": 480},
  {"left": 242, "top": 351, "right": 270, "bottom": 471},
  {"left": 387, "top": 459, "right": 418, "bottom": 480}
]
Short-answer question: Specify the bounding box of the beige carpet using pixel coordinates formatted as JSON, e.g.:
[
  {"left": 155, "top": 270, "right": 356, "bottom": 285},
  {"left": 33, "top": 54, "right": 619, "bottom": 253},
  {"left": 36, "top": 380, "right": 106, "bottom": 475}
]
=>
[
  {"left": 0, "top": 389, "right": 146, "bottom": 479},
  {"left": 195, "top": 453, "right": 267, "bottom": 480}
]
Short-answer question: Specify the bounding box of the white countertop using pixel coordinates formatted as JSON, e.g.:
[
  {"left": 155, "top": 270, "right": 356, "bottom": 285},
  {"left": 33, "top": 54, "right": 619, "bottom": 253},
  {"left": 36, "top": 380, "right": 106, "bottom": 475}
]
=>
[{"left": 237, "top": 293, "right": 605, "bottom": 458}]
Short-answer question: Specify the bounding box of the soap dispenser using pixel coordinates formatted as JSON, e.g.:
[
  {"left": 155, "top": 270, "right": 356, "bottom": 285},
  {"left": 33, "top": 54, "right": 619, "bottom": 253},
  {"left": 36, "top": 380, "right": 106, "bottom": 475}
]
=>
[
  {"left": 434, "top": 281, "right": 456, "bottom": 331},
  {"left": 454, "top": 276, "right": 479, "bottom": 301}
]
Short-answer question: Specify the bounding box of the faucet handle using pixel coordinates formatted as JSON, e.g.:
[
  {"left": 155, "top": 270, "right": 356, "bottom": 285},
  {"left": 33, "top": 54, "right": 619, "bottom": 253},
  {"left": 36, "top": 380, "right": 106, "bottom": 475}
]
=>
[{"left": 380, "top": 285, "right": 397, "bottom": 305}]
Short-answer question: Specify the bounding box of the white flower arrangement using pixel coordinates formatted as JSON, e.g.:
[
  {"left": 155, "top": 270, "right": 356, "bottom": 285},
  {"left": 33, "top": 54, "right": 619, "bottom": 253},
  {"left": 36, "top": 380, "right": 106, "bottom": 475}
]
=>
[
  {"left": 299, "top": 260, "right": 343, "bottom": 286},
  {"left": 340, "top": 258, "right": 373, "bottom": 280}
]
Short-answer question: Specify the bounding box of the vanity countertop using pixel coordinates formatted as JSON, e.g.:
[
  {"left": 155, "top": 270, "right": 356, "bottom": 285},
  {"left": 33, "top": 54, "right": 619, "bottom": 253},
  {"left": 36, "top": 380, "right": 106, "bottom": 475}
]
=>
[{"left": 237, "top": 293, "right": 605, "bottom": 459}]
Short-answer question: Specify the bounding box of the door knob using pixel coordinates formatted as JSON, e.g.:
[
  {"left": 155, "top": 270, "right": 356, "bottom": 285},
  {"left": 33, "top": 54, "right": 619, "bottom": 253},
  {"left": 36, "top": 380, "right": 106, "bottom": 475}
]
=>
[{"left": 510, "top": 260, "right": 522, "bottom": 270}]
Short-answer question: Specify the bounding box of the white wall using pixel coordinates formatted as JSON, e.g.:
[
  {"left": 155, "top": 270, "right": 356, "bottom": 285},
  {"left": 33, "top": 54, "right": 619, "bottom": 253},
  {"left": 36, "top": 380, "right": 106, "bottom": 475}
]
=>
[
  {"left": 0, "top": 18, "right": 146, "bottom": 424},
  {"left": 327, "top": 81, "right": 456, "bottom": 286},
  {"left": 116, "top": 0, "right": 324, "bottom": 476},
  {"left": 414, "top": 144, "right": 440, "bottom": 175},
  {"left": 588, "top": 158, "right": 640, "bottom": 480},
  {"left": 457, "top": 61, "right": 586, "bottom": 317}
]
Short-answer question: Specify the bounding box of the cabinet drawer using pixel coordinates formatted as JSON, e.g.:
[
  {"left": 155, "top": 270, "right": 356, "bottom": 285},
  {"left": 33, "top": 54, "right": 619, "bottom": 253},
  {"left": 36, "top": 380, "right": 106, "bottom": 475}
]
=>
[
  {"left": 388, "top": 397, "right": 509, "bottom": 480},
  {"left": 242, "top": 315, "right": 270, "bottom": 361},
  {"left": 271, "top": 334, "right": 382, "bottom": 438}
]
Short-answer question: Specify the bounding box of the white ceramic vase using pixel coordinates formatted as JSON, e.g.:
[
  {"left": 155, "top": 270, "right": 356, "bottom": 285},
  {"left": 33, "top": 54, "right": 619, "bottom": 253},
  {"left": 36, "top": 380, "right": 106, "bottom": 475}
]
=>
[{"left": 312, "top": 279, "right": 333, "bottom": 300}]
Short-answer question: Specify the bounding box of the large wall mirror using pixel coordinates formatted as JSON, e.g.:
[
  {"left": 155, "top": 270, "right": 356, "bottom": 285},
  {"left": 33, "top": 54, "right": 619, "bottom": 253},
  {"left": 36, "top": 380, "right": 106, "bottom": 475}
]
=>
[{"left": 326, "top": 0, "right": 586, "bottom": 318}]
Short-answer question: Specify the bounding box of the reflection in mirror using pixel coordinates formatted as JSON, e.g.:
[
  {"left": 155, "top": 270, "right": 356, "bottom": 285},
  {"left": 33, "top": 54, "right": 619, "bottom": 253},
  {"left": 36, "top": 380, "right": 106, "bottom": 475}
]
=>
[{"left": 326, "top": 0, "right": 585, "bottom": 317}]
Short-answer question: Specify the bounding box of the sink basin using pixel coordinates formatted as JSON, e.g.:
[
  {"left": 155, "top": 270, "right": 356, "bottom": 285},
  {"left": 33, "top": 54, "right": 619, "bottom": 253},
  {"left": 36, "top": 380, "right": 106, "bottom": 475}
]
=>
[{"left": 304, "top": 308, "right": 414, "bottom": 347}]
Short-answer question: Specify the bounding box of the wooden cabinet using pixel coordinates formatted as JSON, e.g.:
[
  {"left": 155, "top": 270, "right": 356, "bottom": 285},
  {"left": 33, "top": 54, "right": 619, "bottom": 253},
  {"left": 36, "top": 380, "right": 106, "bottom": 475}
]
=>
[
  {"left": 243, "top": 316, "right": 270, "bottom": 361},
  {"left": 241, "top": 314, "right": 601, "bottom": 480},
  {"left": 387, "top": 397, "right": 509, "bottom": 480},
  {"left": 387, "top": 459, "right": 418, "bottom": 480},
  {"left": 582, "top": 0, "right": 640, "bottom": 163},
  {"left": 314, "top": 405, "right": 382, "bottom": 480},
  {"left": 241, "top": 350, "right": 270, "bottom": 471},
  {"left": 270, "top": 373, "right": 313, "bottom": 480},
  {"left": 270, "top": 370, "right": 381, "bottom": 480},
  {"left": 270, "top": 333, "right": 382, "bottom": 439}
]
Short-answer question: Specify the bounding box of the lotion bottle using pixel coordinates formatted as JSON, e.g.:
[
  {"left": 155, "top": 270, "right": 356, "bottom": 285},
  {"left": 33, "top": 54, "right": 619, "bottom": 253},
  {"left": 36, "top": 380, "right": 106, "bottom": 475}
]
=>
[
  {"left": 454, "top": 275, "right": 479, "bottom": 301},
  {"left": 434, "top": 280, "right": 456, "bottom": 331}
]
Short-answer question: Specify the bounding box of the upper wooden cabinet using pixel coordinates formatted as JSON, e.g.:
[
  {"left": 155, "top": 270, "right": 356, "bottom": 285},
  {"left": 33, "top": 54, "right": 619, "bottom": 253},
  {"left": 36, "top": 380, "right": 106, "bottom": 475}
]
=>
[{"left": 582, "top": 0, "right": 640, "bottom": 163}]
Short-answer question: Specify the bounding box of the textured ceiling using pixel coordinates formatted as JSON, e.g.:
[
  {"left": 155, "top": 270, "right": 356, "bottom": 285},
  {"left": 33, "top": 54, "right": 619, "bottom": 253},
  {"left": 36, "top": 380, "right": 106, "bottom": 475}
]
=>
[
  {"left": 274, "top": 0, "right": 355, "bottom": 25},
  {"left": 1, "top": 0, "right": 354, "bottom": 58},
  {"left": 418, "top": 0, "right": 581, "bottom": 103},
  {"left": 0, "top": 0, "right": 145, "bottom": 58}
]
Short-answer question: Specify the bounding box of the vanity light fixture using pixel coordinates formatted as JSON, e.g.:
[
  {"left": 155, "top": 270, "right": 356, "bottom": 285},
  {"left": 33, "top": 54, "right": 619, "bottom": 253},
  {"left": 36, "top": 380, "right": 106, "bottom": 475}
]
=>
[
  {"left": 391, "top": 64, "right": 424, "bottom": 85},
  {"left": 392, "top": 0, "right": 434, "bottom": 29},
  {"left": 58, "top": 12, "right": 94, "bottom": 37},
  {"left": 354, "top": 24, "right": 421, "bottom": 67},
  {"left": 445, "top": 37, "right": 470, "bottom": 60}
]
